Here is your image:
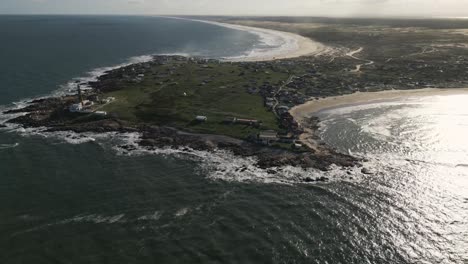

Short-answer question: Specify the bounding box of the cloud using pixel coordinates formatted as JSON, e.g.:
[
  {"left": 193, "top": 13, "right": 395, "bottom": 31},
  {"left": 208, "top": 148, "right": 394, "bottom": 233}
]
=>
[{"left": 1, "top": 0, "right": 467, "bottom": 17}]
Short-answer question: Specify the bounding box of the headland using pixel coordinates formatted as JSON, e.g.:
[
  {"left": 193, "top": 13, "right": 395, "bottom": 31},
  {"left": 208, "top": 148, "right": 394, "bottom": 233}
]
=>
[{"left": 4, "top": 16, "right": 468, "bottom": 176}]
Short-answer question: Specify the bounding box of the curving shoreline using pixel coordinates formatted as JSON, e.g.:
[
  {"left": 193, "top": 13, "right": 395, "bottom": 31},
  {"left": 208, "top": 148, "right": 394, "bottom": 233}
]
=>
[
  {"left": 289, "top": 88, "right": 468, "bottom": 153},
  {"left": 0, "top": 17, "right": 344, "bottom": 174},
  {"left": 162, "top": 16, "right": 329, "bottom": 61},
  {"left": 4, "top": 17, "right": 467, "bottom": 175},
  {"left": 2, "top": 55, "right": 359, "bottom": 173},
  {"left": 215, "top": 22, "right": 328, "bottom": 61},
  {"left": 290, "top": 88, "right": 468, "bottom": 122}
]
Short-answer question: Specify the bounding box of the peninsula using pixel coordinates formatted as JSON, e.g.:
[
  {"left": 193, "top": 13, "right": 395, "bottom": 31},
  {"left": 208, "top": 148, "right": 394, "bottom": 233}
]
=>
[{"left": 5, "top": 16, "right": 468, "bottom": 175}]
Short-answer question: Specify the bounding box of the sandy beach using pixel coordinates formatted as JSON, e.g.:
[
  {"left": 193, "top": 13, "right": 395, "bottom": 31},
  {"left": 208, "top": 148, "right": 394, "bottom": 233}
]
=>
[
  {"left": 290, "top": 88, "right": 468, "bottom": 123},
  {"left": 290, "top": 88, "right": 468, "bottom": 152},
  {"left": 162, "top": 16, "right": 329, "bottom": 61},
  {"left": 213, "top": 22, "right": 328, "bottom": 61}
]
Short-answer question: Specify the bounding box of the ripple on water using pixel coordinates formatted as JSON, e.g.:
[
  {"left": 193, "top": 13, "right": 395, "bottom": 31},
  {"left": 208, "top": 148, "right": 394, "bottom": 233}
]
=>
[{"left": 316, "top": 94, "right": 468, "bottom": 263}]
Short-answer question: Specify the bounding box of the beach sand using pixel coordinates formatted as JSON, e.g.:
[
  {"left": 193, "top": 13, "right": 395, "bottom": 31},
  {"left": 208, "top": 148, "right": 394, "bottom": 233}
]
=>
[
  {"left": 162, "top": 17, "right": 468, "bottom": 154},
  {"left": 163, "top": 16, "right": 329, "bottom": 62},
  {"left": 291, "top": 88, "right": 468, "bottom": 122},
  {"left": 217, "top": 24, "right": 329, "bottom": 61}
]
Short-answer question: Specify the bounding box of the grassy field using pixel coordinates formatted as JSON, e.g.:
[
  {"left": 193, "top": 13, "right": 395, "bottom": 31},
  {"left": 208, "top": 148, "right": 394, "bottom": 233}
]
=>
[
  {"left": 96, "top": 18, "right": 468, "bottom": 140},
  {"left": 100, "top": 59, "right": 288, "bottom": 139}
]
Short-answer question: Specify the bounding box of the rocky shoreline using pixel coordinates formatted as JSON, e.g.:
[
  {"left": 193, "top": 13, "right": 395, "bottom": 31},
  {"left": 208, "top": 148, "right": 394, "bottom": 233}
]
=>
[
  {"left": 2, "top": 54, "right": 362, "bottom": 177},
  {"left": 4, "top": 96, "right": 359, "bottom": 174}
]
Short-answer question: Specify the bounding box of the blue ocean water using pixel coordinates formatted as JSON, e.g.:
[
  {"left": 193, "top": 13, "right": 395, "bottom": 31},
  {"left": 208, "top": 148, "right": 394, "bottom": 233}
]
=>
[
  {"left": 0, "top": 15, "right": 467, "bottom": 264},
  {"left": 0, "top": 15, "right": 257, "bottom": 105}
]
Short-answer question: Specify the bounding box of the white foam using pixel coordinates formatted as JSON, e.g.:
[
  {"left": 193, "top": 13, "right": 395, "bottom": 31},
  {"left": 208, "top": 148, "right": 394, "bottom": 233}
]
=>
[
  {"left": 175, "top": 208, "right": 189, "bottom": 217},
  {"left": 12, "top": 213, "right": 128, "bottom": 235},
  {"left": 0, "top": 143, "right": 19, "bottom": 149},
  {"left": 0, "top": 26, "right": 348, "bottom": 186},
  {"left": 111, "top": 132, "right": 361, "bottom": 185},
  {"left": 0, "top": 54, "right": 156, "bottom": 129},
  {"left": 2, "top": 115, "right": 362, "bottom": 185},
  {"left": 160, "top": 16, "right": 326, "bottom": 62},
  {"left": 138, "top": 211, "right": 162, "bottom": 221},
  {"left": 60, "top": 214, "right": 126, "bottom": 224},
  {"left": 0, "top": 17, "right": 317, "bottom": 126},
  {"left": 56, "top": 54, "right": 154, "bottom": 98},
  {"left": 360, "top": 113, "right": 395, "bottom": 139},
  {"left": 214, "top": 23, "right": 299, "bottom": 61}
]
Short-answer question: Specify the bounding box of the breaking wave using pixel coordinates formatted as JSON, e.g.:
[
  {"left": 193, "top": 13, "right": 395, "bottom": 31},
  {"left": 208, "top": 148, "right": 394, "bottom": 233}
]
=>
[
  {"left": 0, "top": 142, "right": 19, "bottom": 149},
  {"left": 0, "top": 41, "right": 352, "bottom": 186},
  {"left": 161, "top": 16, "right": 327, "bottom": 62},
  {"left": 1, "top": 118, "right": 362, "bottom": 185},
  {"left": 111, "top": 132, "right": 361, "bottom": 185}
]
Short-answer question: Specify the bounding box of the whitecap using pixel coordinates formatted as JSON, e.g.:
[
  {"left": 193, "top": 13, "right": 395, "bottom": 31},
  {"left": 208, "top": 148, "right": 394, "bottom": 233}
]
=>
[
  {"left": 0, "top": 143, "right": 19, "bottom": 149},
  {"left": 56, "top": 54, "right": 155, "bottom": 97},
  {"left": 138, "top": 211, "right": 162, "bottom": 221},
  {"left": 61, "top": 214, "right": 126, "bottom": 224},
  {"left": 0, "top": 44, "right": 360, "bottom": 186},
  {"left": 175, "top": 208, "right": 189, "bottom": 217}
]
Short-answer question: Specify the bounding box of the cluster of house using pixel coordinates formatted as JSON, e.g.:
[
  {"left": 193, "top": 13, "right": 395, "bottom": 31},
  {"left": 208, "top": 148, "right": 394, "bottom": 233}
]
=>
[{"left": 259, "top": 80, "right": 310, "bottom": 112}]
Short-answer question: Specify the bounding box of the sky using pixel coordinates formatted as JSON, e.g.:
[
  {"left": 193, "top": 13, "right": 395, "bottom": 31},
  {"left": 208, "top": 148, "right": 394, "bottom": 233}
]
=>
[{"left": 0, "top": 0, "right": 467, "bottom": 17}]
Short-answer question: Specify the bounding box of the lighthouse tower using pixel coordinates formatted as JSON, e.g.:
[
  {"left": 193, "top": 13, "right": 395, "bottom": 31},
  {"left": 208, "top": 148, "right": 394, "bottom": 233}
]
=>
[
  {"left": 69, "top": 82, "right": 84, "bottom": 113},
  {"left": 77, "top": 83, "right": 84, "bottom": 104}
]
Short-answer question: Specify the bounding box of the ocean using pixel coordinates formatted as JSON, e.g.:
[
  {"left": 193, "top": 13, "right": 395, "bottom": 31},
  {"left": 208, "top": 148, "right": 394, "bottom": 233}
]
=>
[{"left": 0, "top": 15, "right": 467, "bottom": 264}]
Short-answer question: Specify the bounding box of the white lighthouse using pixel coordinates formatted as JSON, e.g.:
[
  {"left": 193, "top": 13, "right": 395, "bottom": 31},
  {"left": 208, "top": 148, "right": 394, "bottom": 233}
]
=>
[{"left": 69, "top": 83, "right": 84, "bottom": 113}]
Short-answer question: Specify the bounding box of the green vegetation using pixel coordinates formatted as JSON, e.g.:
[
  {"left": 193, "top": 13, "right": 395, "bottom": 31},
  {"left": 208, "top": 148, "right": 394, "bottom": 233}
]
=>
[
  {"left": 100, "top": 59, "right": 287, "bottom": 139},
  {"left": 94, "top": 18, "right": 468, "bottom": 140}
]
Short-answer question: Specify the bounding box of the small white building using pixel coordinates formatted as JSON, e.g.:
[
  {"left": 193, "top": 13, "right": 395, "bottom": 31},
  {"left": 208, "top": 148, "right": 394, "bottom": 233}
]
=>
[
  {"left": 195, "top": 116, "right": 208, "bottom": 122},
  {"left": 293, "top": 143, "right": 303, "bottom": 149},
  {"left": 69, "top": 103, "right": 83, "bottom": 113},
  {"left": 94, "top": 111, "right": 107, "bottom": 116},
  {"left": 276, "top": 105, "right": 291, "bottom": 115},
  {"left": 101, "top": 97, "right": 116, "bottom": 104},
  {"left": 82, "top": 100, "right": 94, "bottom": 107},
  {"left": 258, "top": 130, "right": 278, "bottom": 145}
]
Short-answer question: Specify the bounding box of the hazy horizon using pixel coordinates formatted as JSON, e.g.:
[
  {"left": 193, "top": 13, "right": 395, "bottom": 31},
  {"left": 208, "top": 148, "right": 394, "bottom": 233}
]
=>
[{"left": 1, "top": 0, "right": 467, "bottom": 18}]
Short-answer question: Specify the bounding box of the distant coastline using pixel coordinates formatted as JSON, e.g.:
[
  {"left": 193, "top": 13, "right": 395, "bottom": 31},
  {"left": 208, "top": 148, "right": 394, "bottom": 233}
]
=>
[
  {"left": 161, "top": 16, "right": 329, "bottom": 61},
  {"left": 3, "top": 15, "right": 468, "bottom": 175}
]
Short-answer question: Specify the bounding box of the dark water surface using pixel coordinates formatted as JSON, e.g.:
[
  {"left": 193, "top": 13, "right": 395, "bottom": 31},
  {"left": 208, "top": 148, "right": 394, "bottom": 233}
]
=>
[
  {"left": 316, "top": 95, "right": 468, "bottom": 263},
  {"left": 1, "top": 16, "right": 467, "bottom": 264},
  {"left": 0, "top": 15, "right": 257, "bottom": 105}
]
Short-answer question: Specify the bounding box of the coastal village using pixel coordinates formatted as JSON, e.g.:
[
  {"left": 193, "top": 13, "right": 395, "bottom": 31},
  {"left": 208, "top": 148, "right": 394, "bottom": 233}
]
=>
[
  {"left": 68, "top": 56, "right": 307, "bottom": 150},
  {"left": 5, "top": 33, "right": 468, "bottom": 171},
  {"left": 62, "top": 50, "right": 468, "bottom": 153},
  {"left": 4, "top": 14, "right": 468, "bottom": 264}
]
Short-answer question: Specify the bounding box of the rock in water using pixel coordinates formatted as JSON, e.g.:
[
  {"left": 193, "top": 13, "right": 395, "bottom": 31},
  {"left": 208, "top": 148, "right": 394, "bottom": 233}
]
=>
[{"left": 304, "top": 177, "right": 315, "bottom": 183}]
